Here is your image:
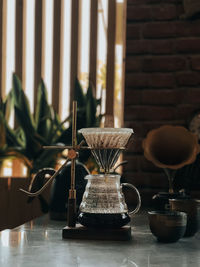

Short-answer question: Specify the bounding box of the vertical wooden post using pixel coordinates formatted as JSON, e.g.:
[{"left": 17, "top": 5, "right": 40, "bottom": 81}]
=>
[
  {"left": 34, "top": 0, "right": 44, "bottom": 111},
  {"left": 89, "top": 0, "right": 98, "bottom": 94},
  {"left": 13, "top": 0, "right": 26, "bottom": 177},
  {"left": 52, "top": 0, "right": 62, "bottom": 114},
  {"left": 15, "top": 0, "right": 24, "bottom": 81},
  {"left": 67, "top": 101, "right": 77, "bottom": 227},
  {"left": 59, "top": 0, "right": 65, "bottom": 112},
  {"left": 105, "top": 0, "right": 116, "bottom": 126},
  {"left": 70, "top": 0, "right": 80, "bottom": 106},
  {"left": 1, "top": 0, "right": 7, "bottom": 100},
  {"left": 0, "top": 0, "right": 3, "bottom": 98},
  {"left": 121, "top": 0, "right": 127, "bottom": 126}
]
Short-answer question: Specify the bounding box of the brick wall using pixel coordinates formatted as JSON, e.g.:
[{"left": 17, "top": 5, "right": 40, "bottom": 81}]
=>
[{"left": 124, "top": 0, "right": 200, "bottom": 205}]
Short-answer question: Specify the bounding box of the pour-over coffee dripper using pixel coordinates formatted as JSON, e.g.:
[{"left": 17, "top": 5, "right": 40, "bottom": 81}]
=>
[
  {"left": 77, "top": 128, "right": 141, "bottom": 228},
  {"left": 79, "top": 128, "right": 133, "bottom": 173}
]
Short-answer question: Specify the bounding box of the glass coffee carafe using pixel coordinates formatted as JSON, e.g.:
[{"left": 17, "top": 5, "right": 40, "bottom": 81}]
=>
[
  {"left": 77, "top": 128, "right": 141, "bottom": 228},
  {"left": 78, "top": 173, "right": 141, "bottom": 228}
]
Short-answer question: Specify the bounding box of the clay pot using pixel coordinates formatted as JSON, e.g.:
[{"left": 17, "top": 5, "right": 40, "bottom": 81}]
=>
[
  {"left": 169, "top": 198, "right": 200, "bottom": 237},
  {"left": 148, "top": 211, "right": 187, "bottom": 243}
]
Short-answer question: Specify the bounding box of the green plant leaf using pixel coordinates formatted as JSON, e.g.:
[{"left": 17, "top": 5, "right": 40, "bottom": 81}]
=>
[
  {"left": 85, "top": 84, "right": 98, "bottom": 127},
  {"left": 4, "top": 91, "right": 14, "bottom": 121},
  {"left": 0, "top": 112, "right": 6, "bottom": 150},
  {"left": 31, "top": 149, "right": 60, "bottom": 173},
  {"left": 55, "top": 127, "right": 72, "bottom": 145},
  {"left": 12, "top": 74, "right": 36, "bottom": 131},
  {"left": 96, "top": 98, "right": 102, "bottom": 106},
  {"left": 74, "top": 78, "right": 86, "bottom": 107},
  {"left": 0, "top": 97, "right": 3, "bottom": 111},
  {"left": 14, "top": 106, "right": 47, "bottom": 160},
  {"left": 45, "top": 107, "right": 63, "bottom": 143},
  {"left": 14, "top": 106, "right": 35, "bottom": 135},
  {"left": 5, "top": 124, "right": 25, "bottom": 148},
  {"left": 35, "top": 79, "right": 52, "bottom": 138}
]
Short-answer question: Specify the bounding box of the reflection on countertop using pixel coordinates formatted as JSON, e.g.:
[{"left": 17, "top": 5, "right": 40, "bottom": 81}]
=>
[{"left": 0, "top": 210, "right": 199, "bottom": 267}]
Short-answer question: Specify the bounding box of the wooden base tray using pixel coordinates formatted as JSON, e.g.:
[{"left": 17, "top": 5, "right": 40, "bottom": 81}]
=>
[{"left": 62, "top": 224, "right": 132, "bottom": 241}]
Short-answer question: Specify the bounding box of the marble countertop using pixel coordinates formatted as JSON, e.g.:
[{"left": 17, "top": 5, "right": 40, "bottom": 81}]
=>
[{"left": 0, "top": 211, "right": 199, "bottom": 267}]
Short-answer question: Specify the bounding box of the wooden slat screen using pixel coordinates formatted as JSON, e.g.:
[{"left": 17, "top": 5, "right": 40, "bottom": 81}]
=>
[
  {"left": 0, "top": 0, "right": 126, "bottom": 175},
  {"left": 1, "top": 0, "right": 122, "bottom": 118}
]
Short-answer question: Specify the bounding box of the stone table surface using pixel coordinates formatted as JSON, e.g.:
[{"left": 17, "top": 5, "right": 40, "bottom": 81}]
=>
[{"left": 0, "top": 211, "right": 199, "bottom": 267}]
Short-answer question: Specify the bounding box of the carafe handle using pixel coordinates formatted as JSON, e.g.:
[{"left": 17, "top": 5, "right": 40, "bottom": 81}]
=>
[{"left": 121, "top": 183, "right": 141, "bottom": 215}]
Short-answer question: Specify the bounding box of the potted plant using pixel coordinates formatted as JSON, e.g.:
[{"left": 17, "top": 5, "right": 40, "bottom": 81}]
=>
[
  {"left": 10, "top": 74, "right": 72, "bottom": 174},
  {"left": 10, "top": 74, "right": 102, "bottom": 174},
  {"left": 10, "top": 74, "right": 102, "bottom": 218},
  {"left": 0, "top": 90, "right": 31, "bottom": 175},
  {"left": 0, "top": 74, "right": 103, "bottom": 227}
]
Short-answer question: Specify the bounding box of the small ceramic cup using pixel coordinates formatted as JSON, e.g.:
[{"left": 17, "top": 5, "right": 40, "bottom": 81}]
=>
[
  {"left": 169, "top": 198, "right": 200, "bottom": 237},
  {"left": 148, "top": 210, "right": 187, "bottom": 243}
]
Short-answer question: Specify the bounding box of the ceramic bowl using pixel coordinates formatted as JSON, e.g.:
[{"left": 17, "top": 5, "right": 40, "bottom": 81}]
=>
[
  {"left": 148, "top": 210, "right": 187, "bottom": 243},
  {"left": 169, "top": 198, "right": 200, "bottom": 237}
]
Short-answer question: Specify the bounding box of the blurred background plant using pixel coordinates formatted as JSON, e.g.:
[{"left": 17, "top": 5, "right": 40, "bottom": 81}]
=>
[
  {"left": 0, "top": 89, "right": 31, "bottom": 175},
  {"left": 0, "top": 74, "right": 102, "bottom": 176}
]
